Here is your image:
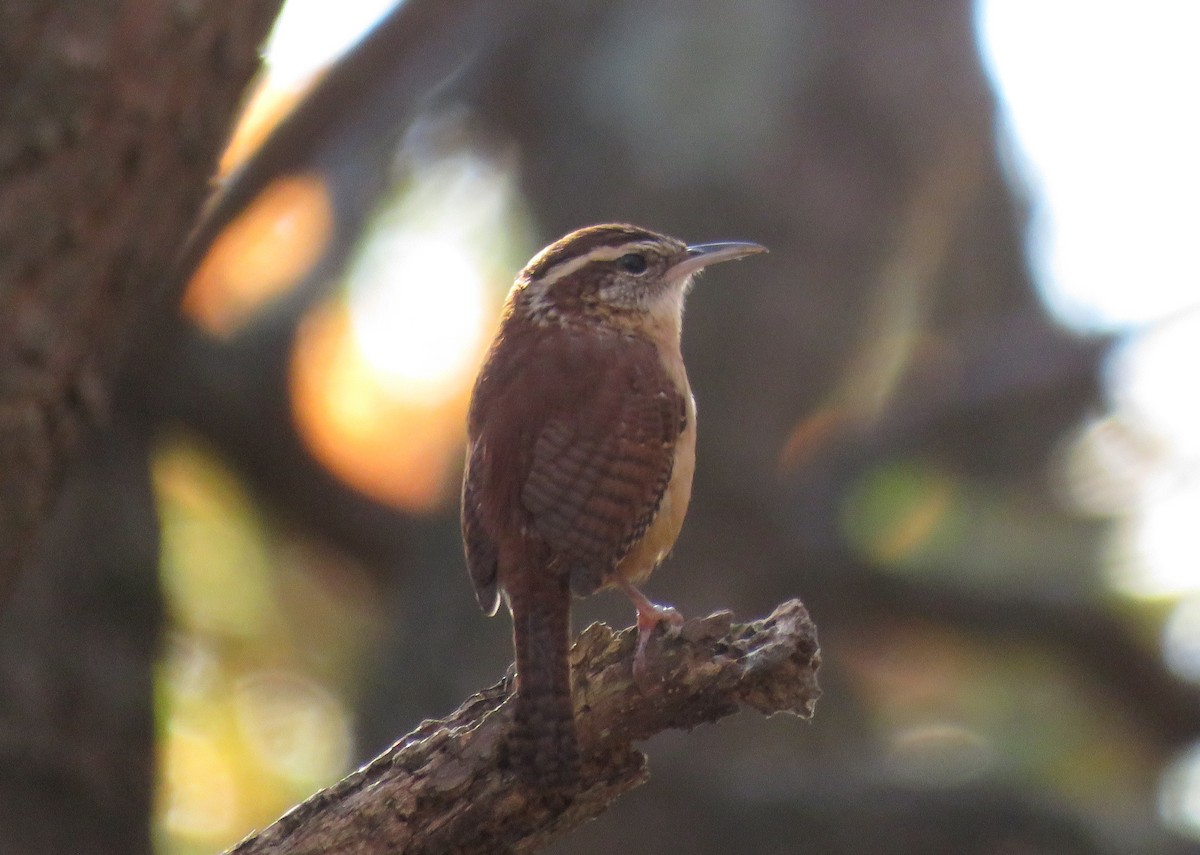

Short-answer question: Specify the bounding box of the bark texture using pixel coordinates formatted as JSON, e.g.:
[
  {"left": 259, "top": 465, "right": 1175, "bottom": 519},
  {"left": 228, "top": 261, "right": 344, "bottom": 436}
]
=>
[
  {"left": 0, "top": 0, "right": 283, "bottom": 595},
  {"left": 0, "top": 3, "right": 282, "bottom": 853}
]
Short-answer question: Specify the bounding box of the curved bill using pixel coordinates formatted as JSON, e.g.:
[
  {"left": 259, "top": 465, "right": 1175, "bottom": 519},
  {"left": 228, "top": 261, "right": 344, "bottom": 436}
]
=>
[{"left": 668, "top": 241, "right": 768, "bottom": 282}]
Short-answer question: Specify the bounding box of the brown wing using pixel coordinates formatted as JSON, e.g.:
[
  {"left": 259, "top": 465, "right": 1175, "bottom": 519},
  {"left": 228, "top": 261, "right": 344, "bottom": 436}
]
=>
[
  {"left": 520, "top": 341, "right": 684, "bottom": 596},
  {"left": 461, "top": 439, "right": 500, "bottom": 615}
]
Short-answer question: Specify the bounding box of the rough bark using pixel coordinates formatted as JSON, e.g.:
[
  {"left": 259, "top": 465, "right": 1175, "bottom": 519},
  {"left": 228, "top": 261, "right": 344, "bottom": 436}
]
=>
[
  {"left": 227, "top": 599, "right": 821, "bottom": 855},
  {"left": 0, "top": 0, "right": 284, "bottom": 597},
  {"left": 0, "top": 417, "right": 159, "bottom": 853},
  {"left": 0, "top": 3, "right": 283, "bottom": 853}
]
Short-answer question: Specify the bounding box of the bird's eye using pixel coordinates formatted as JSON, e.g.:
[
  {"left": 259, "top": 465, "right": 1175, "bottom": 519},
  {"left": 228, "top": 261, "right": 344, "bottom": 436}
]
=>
[{"left": 617, "top": 253, "right": 648, "bottom": 274}]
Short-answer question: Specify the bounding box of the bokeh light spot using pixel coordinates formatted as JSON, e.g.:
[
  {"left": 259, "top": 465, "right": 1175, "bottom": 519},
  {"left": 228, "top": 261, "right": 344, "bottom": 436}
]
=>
[
  {"left": 264, "top": 0, "right": 399, "bottom": 88},
  {"left": 1163, "top": 597, "right": 1200, "bottom": 685},
  {"left": 291, "top": 302, "right": 472, "bottom": 511},
  {"left": 888, "top": 722, "right": 995, "bottom": 787},
  {"left": 217, "top": 78, "right": 306, "bottom": 178},
  {"left": 1108, "top": 485, "right": 1200, "bottom": 600},
  {"left": 154, "top": 441, "right": 277, "bottom": 638},
  {"left": 977, "top": 0, "right": 1200, "bottom": 332},
  {"left": 1110, "top": 319, "right": 1200, "bottom": 462},
  {"left": 1057, "top": 415, "right": 1163, "bottom": 518},
  {"left": 980, "top": 2, "right": 1200, "bottom": 608},
  {"left": 158, "top": 726, "right": 239, "bottom": 845},
  {"left": 778, "top": 405, "right": 854, "bottom": 472},
  {"left": 347, "top": 233, "right": 488, "bottom": 403},
  {"left": 185, "top": 174, "right": 332, "bottom": 338},
  {"left": 842, "top": 462, "right": 958, "bottom": 565},
  {"left": 1161, "top": 742, "right": 1200, "bottom": 842},
  {"left": 233, "top": 671, "right": 352, "bottom": 786},
  {"left": 153, "top": 438, "right": 380, "bottom": 854},
  {"left": 290, "top": 144, "right": 525, "bottom": 512}
]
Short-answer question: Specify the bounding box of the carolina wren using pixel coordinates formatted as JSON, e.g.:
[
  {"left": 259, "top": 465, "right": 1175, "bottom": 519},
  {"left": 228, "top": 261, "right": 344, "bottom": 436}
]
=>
[{"left": 461, "top": 224, "right": 765, "bottom": 797}]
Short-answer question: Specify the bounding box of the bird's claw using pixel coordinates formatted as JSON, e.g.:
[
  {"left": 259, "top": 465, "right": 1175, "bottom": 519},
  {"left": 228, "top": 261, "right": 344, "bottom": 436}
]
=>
[{"left": 632, "top": 601, "right": 684, "bottom": 690}]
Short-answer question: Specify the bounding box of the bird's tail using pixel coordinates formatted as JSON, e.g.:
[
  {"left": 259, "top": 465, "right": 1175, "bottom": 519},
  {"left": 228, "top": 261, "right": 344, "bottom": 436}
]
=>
[{"left": 508, "top": 567, "right": 580, "bottom": 803}]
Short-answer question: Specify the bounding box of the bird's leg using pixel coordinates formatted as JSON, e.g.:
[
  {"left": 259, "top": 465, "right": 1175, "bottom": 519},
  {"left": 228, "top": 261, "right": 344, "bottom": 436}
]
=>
[{"left": 615, "top": 577, "right": 684, "bottom": 687}]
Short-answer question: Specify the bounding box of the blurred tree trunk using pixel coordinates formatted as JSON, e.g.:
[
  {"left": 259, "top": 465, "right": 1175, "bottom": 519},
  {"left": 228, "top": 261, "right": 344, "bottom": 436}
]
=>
[{"left": 0, "top": 2, "right": 281, "bottom": 852}]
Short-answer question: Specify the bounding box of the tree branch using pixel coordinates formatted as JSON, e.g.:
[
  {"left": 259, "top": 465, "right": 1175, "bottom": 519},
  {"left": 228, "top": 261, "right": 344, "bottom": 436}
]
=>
[{"left": 227, "top": 599, "right": 820, "bottom": 855}]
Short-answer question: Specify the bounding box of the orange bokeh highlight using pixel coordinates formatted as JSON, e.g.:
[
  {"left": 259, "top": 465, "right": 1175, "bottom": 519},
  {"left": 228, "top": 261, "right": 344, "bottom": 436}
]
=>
[
  {"left": 218, "top": 75, "right": 308, "bottom": 179},
  {"left": 290, "top": 302, "right": 476, "bottom": 513},
  {"left": 778, "top": 405, "right": 855, "bottom": 472},
  {"left": 184, "top": 174, "right": 333, "bottom": 337}
]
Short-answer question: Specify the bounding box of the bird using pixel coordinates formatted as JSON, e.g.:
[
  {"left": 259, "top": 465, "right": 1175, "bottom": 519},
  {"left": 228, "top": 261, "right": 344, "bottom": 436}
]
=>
[{"left": 461, "top": 223, "right": 766, "bottom": 801}]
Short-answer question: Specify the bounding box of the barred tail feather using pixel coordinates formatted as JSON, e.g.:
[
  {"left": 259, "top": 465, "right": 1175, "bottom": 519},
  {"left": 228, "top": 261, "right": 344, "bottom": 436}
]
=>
[{"left": 508, "top": 570, "right": 580, "bottom": 802}]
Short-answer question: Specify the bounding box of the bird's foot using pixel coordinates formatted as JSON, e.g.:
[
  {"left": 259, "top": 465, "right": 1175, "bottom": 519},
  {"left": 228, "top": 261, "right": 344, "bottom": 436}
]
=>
[{"left": 617, "top": 579, "right": 684, "bottom": 689}]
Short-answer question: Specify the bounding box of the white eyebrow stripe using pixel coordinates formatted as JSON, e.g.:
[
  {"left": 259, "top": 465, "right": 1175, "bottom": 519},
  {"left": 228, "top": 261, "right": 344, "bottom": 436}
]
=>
[{"left": 533, "top": 242, "right": 662, "bottom": 288}]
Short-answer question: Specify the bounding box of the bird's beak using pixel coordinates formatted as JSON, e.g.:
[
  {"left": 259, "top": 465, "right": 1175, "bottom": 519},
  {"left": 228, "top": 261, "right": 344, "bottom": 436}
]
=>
[{"left": 668, "top": 241, "right": 768, "bottom": 282}]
